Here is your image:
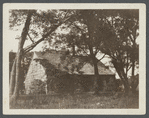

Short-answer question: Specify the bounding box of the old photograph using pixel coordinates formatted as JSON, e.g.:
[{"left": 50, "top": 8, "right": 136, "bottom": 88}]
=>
[{"left": 3, "top": 3, "right": 146, "bottom": 114}]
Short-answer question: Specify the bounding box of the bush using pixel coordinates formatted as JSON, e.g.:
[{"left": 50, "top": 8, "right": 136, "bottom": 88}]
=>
[
  {"left": 130, "top": 74, "right": 139, "bottom": 92},
  {"left": 29, "top": 79, "right": 46, "bottom": 95},
  {"left": 106, "top": 78, "right": 117, "bottom": 91},
  {"left": 50, "top": 76, "right": 76, "bottom": 94}
]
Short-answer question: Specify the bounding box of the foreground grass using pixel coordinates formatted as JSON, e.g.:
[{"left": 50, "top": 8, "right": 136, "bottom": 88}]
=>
[{"left": 10, "top": 92, "right": 139, "bottom": 109}]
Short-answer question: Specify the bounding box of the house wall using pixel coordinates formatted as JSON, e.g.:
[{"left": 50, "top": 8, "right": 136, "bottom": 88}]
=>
[
  {"left": 25, "top": 59, "right": 47, "bottom": 94},
  {"left": 73, "top": 75, "right": 116, "bottom": 92},
  {"left": 46, "top": 74, "right": 116, "bottom": 94},
  {"left": 46, "top": 74, "right": 76, "bottom": 94},
  {"left": 25, "top": 60, "right": 116, "bottom": 94}
]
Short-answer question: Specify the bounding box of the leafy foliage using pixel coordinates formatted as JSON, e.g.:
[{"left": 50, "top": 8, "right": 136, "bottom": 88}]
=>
[
  {"left": 48, "top": 10, "right": 139, "bottom": 93},
  {"left": 9, "top": 10, "right": 29, "bottom": 29},
  {"left": 30, "top": 79, "right": 46, "bottom": 95}
]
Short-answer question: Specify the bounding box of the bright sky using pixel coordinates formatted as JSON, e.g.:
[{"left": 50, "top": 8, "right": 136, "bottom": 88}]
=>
[{"left": 8, "top": 29, "right": 46, "bottom": 52}]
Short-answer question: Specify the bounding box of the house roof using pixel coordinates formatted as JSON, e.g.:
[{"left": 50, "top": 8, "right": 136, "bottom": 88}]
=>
[
  {"left": 32, "top": 50, "right": 114, "bottom": 75},
  {"left": 79, "top": 63, "right": 114, "bottom": 75}
]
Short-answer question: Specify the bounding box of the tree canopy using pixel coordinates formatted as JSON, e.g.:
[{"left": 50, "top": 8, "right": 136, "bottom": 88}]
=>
[{"left": 50, "top": 10, "right": 139, "bottom": 93}]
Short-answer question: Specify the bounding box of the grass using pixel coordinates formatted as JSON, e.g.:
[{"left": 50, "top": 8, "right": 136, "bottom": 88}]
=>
[{"left": 10, "top": 92, "right": 139, "bottom": 109}]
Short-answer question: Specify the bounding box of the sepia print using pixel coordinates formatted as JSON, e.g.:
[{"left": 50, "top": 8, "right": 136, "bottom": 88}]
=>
[{"left": 3, "top": 3, "right": 146, "bottom": 114}]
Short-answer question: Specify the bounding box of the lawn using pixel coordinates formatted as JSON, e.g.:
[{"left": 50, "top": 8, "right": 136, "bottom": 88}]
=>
[{"left": 10, "top": 92, "right": 139, "bottom": 109}]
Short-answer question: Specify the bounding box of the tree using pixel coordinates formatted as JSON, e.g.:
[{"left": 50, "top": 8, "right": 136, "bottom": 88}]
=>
[
  {"left": 51, "top": 10, "right": 139, "bottom": 94},
  {"left": 9, "top": 9, "right": 76, "bottom": 102},
  {"left": 77, "top": 10, "right": 107, "bottom": 94},
  {"left": 99, "top": 10, "right": 139, "bottom": 93},
  {"left": 10, "top": 10, "right": 35, "bottom": 102},
  {"left": 9, "top": 51, "right": 33, "bottom": 95},
  {"left": 51, "top": 10, "right": 109, "bottom": 94}
]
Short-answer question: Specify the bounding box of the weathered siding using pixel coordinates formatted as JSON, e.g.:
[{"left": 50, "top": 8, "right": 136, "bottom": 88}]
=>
[
  {"left": 25, "top": 59, "right": 47, "bottom": 94},
  {"left": 49, "top": 75, "right": 116, "bottom": 93},
  {"left": 25, "top": 51, "right": 116, "bottom": 94}
]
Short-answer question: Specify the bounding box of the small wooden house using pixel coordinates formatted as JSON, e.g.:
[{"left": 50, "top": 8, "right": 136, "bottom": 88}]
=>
[{"left": 25, "top": 50, "right": 116, "bottom": 94}]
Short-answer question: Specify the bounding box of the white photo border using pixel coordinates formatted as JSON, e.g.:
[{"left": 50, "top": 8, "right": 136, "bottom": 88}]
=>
[{"left": 3, "top": 3, "right": 146, "bottom": 115}]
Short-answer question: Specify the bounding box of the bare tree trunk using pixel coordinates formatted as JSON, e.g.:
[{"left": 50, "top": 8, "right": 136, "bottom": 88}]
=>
[
  {"left": 93, "top": 59, "right": 100, "bottom": 94},
  {"left": 84, "top": 15, "right": 100, "bottom": 95},
  {"left": 123, "top": 77, "right": 130, "bottom": 94},
  {"left": 10, "top": 11, "right": 34, "bottom": 102},
  {"left": 12, "top": 49, "right": 22, "bottom": 99},
  {"left": 9, "top": 59, "right": 16, "bottom": 95},
  {"left": 117, "top": 70, "right": 130, "bottom": 94},
  {"left": 19, "top": 61, "right": 25, "bottom": 94},
  {"left": 112, "top": 60, "right": 130, "bottom": 94}
]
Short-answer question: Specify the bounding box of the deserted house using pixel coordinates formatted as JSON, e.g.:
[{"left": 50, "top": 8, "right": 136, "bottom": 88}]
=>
[{"left": 25, "top": 49, "right": 116, "bottom": 94}]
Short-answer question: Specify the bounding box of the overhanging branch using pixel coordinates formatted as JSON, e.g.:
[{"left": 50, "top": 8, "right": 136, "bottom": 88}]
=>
[
  {"left": 23, "top": 14, "right": 75, "bottom": 53},
  {"left": 27, "top": 33, "right": 34, "bottom": 43},
  {"left": 97, "top": 54, "right": 106, "bottom": 62}
]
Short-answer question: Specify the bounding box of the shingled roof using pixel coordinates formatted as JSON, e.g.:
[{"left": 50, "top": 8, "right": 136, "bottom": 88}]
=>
[{"left": 32, "top": 50, "right": 114, "bottom": 75}]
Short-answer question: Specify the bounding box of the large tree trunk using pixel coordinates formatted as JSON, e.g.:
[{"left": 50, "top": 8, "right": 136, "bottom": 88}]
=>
[
  {"left": 93, "top": 59, "right": 100, "bottom": 94},
  {"left": 122, "top": 77, "right": 130, "bottom": 94},
  {"left": 112, "top": 60, "right": 130, "bottom": 94},
  {"left": 19, "top": 62, "right": 25, "bottom": 94},
  {"left": 11, "top": 49, "right": 22, "bottom": 100},
  {"left": 10, "top": 11, "right": 34, "bottom": 102},
  {"left": 84, "top": 14, "right": 100, "bottom": 94},
  {"left": 9, "top": 59, "right": 16, "bottom": 95},
  {"left": 130, "top": 40, "right": 138, "bottom": 93},
  {"left": 117, "top": 70, "right": 130, "bottom": 94}
]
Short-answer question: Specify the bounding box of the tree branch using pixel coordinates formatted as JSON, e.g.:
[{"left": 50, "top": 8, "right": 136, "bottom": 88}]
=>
[
  {"left": 127, "top": 64, "right": 132, "bottom": 71},
  {"left": 97, "top": 54, "right": 106, "bottom": 62},
  {"left": 77, "top": 45, "right": 89, "bottom": 57},
  {"left": 94, "top": 44, "right": 102, "bottom": 56},
  {"left": 27, "top": 33, "right": 34, "bottom": 43},
  {"left": 23, "top": 14, "right": 75, "bottom": 53}
]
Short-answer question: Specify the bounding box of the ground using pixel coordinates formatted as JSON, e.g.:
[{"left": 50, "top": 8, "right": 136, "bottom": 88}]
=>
[{"left": 10, "top": 92, "right": 139, "bottom": 109}]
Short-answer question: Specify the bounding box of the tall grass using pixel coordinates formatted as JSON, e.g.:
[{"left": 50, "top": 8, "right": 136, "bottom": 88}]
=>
[{"left": 10, "top": 92, "right": 139, "bottom": 109}]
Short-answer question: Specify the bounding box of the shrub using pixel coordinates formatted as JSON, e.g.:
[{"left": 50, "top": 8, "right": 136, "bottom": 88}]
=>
[
  {"left": 106, "top": 78, "right": 116, "bottom": 91},
  {"left": 130, "top": 74, "right": 139, "bottom": 92},
  {"left": 49, "top": 75, "right": 76, "bottom": 94},
  {"left": 29, "top": 79, "right": 46, "bottom": 95}
]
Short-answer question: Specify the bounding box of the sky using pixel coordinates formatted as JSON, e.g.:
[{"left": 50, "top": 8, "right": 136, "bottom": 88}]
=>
[{"left": 8, "top": 28, "right": 45, "bottom": 52}]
